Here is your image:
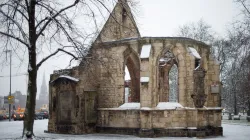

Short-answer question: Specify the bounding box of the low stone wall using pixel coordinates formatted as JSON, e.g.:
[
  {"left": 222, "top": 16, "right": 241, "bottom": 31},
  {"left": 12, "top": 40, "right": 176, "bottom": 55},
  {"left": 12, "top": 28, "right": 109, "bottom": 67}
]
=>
[
  {"left": 197, "top": 108, "right": 222, "bottom": 127},
  {"left": 96, "top": 125, "right": 223, "bottom": 138},
  {"left": 97, "top": 109, "right": 140, "bottom": 128},
  {"left": 152, "top": 109, "right": 190, "bottom": 128},
  {"left": 154, "top": 126, "right": 223, "bottom": 137},
  {"left": 47, "top": 124, "right": 80, "bottom": 134},
  {"left": 97, "top": 107, "right": 223, "bottom": 137},
  {"left": 47, "top": 121, "right": 91, "bottom": 134}
]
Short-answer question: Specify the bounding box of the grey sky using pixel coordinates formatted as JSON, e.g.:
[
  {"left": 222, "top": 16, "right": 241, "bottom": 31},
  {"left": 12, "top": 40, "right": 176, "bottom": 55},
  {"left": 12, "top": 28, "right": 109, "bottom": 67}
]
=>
[{"left": 0, "top": 0, "right": 239, "bottom": 98}]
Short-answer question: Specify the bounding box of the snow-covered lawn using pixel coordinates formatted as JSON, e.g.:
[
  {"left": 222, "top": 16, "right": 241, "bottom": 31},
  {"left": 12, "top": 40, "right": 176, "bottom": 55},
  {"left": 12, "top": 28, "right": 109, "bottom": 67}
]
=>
[{"left": 0, "top": 119, "right": 250, "bottom": 140}]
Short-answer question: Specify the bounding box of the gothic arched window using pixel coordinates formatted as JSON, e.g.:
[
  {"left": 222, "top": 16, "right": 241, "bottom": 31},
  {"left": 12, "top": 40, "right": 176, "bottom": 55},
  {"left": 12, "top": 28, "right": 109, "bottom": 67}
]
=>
[{"left": 169, "top": 64, "right": 178, "bottom": 102}]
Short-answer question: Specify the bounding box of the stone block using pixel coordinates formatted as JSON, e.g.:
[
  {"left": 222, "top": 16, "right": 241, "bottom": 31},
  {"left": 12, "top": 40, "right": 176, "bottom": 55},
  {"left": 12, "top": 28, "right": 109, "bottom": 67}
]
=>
[
  {"left": 211, "top": 75, "right": 219, "bottom": 81},
  {"left": 138, "top": 129, "right": 154, "bottom": 137},
  {"left": 213, "top": 96, "right": 218, "bottom": 101}
]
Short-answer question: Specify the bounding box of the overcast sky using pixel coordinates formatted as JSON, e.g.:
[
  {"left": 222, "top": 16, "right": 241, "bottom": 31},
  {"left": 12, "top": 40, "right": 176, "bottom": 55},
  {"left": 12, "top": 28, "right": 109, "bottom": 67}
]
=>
[{"left": 0, "top": 0, "right": 240, "bottom": 97}]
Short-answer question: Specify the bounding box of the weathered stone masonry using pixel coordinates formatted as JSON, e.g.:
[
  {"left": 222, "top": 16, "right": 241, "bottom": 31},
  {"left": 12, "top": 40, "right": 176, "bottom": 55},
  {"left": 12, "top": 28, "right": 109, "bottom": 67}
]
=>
[{"left": 47, "top": 0, "right": 222, "bottom": 137}]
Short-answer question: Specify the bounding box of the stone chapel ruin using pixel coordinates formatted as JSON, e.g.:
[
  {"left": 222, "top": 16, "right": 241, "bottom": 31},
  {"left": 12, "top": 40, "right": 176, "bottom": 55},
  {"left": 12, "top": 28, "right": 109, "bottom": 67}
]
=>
[{"left": 47, "top": 0, "right": 223, "bottom": 137}]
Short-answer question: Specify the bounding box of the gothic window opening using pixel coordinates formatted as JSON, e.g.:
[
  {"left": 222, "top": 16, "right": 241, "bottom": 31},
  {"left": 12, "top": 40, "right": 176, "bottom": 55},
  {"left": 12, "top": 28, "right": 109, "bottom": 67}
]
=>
[
  {"left": 195, "top": 59, "right": 200, "bottom": 69},
  {"left": 169, "top": 64, "right": 178, "bottom": 102},
  {"left": 158, "top": 50, "right": 178, "bottom": 102},
  {"left": 124, "top": 66, "right": 130, "bottom": 103},
  {"left": 188, "top": 47, "right": 201, "bottom": 70},
  {"left": 124, "top": 52, "right": 140, "bottom": 103}
]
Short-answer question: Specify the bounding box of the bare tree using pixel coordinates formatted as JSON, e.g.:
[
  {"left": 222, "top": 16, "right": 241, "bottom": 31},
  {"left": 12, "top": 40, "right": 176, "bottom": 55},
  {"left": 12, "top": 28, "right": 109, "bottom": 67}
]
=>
[
  {"left": 176, "top": 19, "right": 215, "bottom": 44},
  {"left": 222, "top": 0, "right": 250, "bottom": 114},
  {"left": 0, "top": 0, "right": 137, "bottom": 138},
  {"left": 175, "top": 19, "right": 228, "bottom": 75},
  {"left": 175, "top": 19, "right": 243, "bottom": 112}
]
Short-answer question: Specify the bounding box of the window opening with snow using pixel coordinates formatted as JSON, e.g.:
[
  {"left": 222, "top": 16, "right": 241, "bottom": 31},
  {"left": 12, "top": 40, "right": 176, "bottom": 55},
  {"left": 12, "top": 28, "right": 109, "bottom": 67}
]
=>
[
  {"left": 140, "top": 44, "right": 151, "bottom": 59},
  {"left": 124, "top": 50, "right": 140, "bottom": 103},
  {"left": 158, "top": 50, "right": 179, "bottom": 102},
  {"left": 169, "top": 64, "right": 178, "bottom": 102},
  {"left": 188, "top": 47, "right": 201, "bottom": 70}
]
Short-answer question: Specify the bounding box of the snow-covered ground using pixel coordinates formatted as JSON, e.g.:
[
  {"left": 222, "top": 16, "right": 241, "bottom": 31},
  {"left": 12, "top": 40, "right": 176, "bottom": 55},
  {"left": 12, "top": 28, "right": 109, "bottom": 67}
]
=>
[{"left": 0, "top": 119, "right": 250, "bottom": 140}]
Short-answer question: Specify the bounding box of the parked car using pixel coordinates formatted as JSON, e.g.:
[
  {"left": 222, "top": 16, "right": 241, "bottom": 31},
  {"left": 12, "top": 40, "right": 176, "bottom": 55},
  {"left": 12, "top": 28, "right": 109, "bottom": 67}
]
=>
[
  {"left": 0, "top": 114, "right": 4, "bottom": 120},
  {"left": 35, "top": 113, "right": 43, "bottom": 120},
  {"left": 38, "top": 111, "right": 49, "bottom": 119},
  {"left": 2, "top": 114, "right": 7, "bottom": 119},
  {"left": 13, "top": 113, "right": 25, "bottom": 121},
  {"left": 4, "top": 113, "right": 9, "bottom": 119}
]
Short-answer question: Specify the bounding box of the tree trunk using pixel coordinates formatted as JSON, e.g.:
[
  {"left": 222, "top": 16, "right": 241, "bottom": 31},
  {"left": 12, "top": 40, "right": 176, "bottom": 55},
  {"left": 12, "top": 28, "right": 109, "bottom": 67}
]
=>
[
  {"left": 23, "top": 57, "right": 37, "bottom": 137},
  {"left": 248, "top": 101, "right": 250, "bottom": 116},
  {"left": 23, "top": 0, "right": 37, "bottom": 138}
]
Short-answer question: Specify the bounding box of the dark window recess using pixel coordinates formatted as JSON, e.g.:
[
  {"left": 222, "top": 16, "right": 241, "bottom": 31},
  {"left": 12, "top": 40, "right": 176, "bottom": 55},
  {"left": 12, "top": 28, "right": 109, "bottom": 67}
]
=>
[
  {"left": 195, "top": 59, "right": 200, "bottom": 69},
  {"left": 75, "top": 95, "right": 79, "bottom": 117},
  {"left": 122, "top": 8, "right": 127, "bottom": 23},
  {"left": 53, "top": 97, "right": 56, "bottom": 111}
]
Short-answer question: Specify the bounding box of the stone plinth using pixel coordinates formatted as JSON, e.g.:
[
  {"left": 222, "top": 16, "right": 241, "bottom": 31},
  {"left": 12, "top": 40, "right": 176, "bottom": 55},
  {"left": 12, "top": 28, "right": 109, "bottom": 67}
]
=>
[{"left": 96, "top": 107, "right": 223, "bottom": 137}]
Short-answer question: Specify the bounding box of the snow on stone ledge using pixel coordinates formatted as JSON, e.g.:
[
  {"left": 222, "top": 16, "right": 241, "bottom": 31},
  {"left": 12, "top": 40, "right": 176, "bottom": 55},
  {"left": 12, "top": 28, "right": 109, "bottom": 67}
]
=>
[
  {"left": 188, "top": 47, "right": 201, "bottom": 59},
  {"left": 141, "top": 107, "right": 151, "bottom": 110},
  {"left": 119, "top": 103, "right": 140, "bottom": 109},
  {"left": 51, "top": 75, "right": 79, "bottom": 83},
  {"left": 140, "top": 77, "right": 149, "bottom": 83},
  {"left": 140, "top": 44, "right": 151, "bottom": 58},
  {"left": 156, "top": 102, "right": 184, "bottom": 109},
  {"left": 59, "top": 75, "right": 79, "bottom": 82}
]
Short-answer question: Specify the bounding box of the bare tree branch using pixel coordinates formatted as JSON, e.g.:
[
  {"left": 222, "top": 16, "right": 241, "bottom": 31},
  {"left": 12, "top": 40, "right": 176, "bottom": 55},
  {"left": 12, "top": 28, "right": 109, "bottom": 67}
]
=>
[
  {"left": 0, "top": 31, "right": 29, "bottom": 47},
  {"left": 239, "top": 0, "right": 250, "bottom": 16},
  {"left": 36, "top": 47, "right": 78, "bottom": 69},
  {"left": 36, "top": 0, "right": 80, "bottom": 40},
  {"left": 0, "top": 7, "right": 29, "bottom": 47},
  {"left": 1, "top": 3, "right": 29, "bottom": 21}
]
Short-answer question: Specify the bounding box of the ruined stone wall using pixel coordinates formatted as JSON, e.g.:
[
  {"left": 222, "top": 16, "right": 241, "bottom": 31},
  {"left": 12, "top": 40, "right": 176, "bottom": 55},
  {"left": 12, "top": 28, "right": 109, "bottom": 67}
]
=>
[
  {"left": 185, "top": 52, "right": 195, "bottom": 107},
  {"left": 96, "top": 108, "right": 221, "bottom": 130},
  {"left": 147, "top": 109, "right": 220, "bottom": 129},
  {"left": 48, "top": 37, "right": 222, "bottom": 136},
  {"left": 152, "top": 110, "right": 188, "bottom": 128},
  {"left": 97, "top": 109, "right": 140, "bottom": 128},
  {"left": 96, "top": 46, "right": 128, "bottom": 108},
  {"left": 206, "top": 55, "right": 221, "bottom": 107},
  {"left": 94, "top": 37, "right": 221, "bottom": 109},
  {"left": 196, "top": 109, "right": 222, "bottom": 127},
  {"left": 48, "top": 68, "right": 85, "bottom": 134},
  {"left": 95, "top": 1, "right": 140, "bottom": 43},
  {"left": 148, "top": 40, "right": 189, "bottom": 107}
]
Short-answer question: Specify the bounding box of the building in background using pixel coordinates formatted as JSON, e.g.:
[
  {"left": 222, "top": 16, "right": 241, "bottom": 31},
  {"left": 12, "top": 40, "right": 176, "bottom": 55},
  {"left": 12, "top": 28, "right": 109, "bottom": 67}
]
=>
[
  {"left": 37, "top": 73, "right": 49, "bottom": 109},
  {"left": 0, "top": 96, "right": 4, "bottom": 109},
  {"left": 12, "top": 91, "right": 26, "bottom": 109}
]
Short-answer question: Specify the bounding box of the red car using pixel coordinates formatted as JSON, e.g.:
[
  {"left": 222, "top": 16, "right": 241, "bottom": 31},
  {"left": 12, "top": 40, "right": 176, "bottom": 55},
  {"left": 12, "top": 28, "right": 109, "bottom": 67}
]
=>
[{"left": 13, "top": 113, "right": 25, "bottom": 121}]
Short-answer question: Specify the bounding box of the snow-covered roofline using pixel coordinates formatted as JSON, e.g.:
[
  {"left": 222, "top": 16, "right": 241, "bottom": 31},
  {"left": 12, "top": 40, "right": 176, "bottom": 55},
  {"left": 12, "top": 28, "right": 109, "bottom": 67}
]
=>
[
  {"left": 96, "top": 37, "right": 210, "bottom": 47},
  {"left": 188, "top": 47, "right": 201, "bottom": 59},
  {"left": 140, "top": 77, "right": 149, "bottom": 83},
  {"left": 51, "top": 75, "right": 79, "bottom": 84},
  {"left": 140, "top": 44, "right": 151, "bottom": 58}
]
